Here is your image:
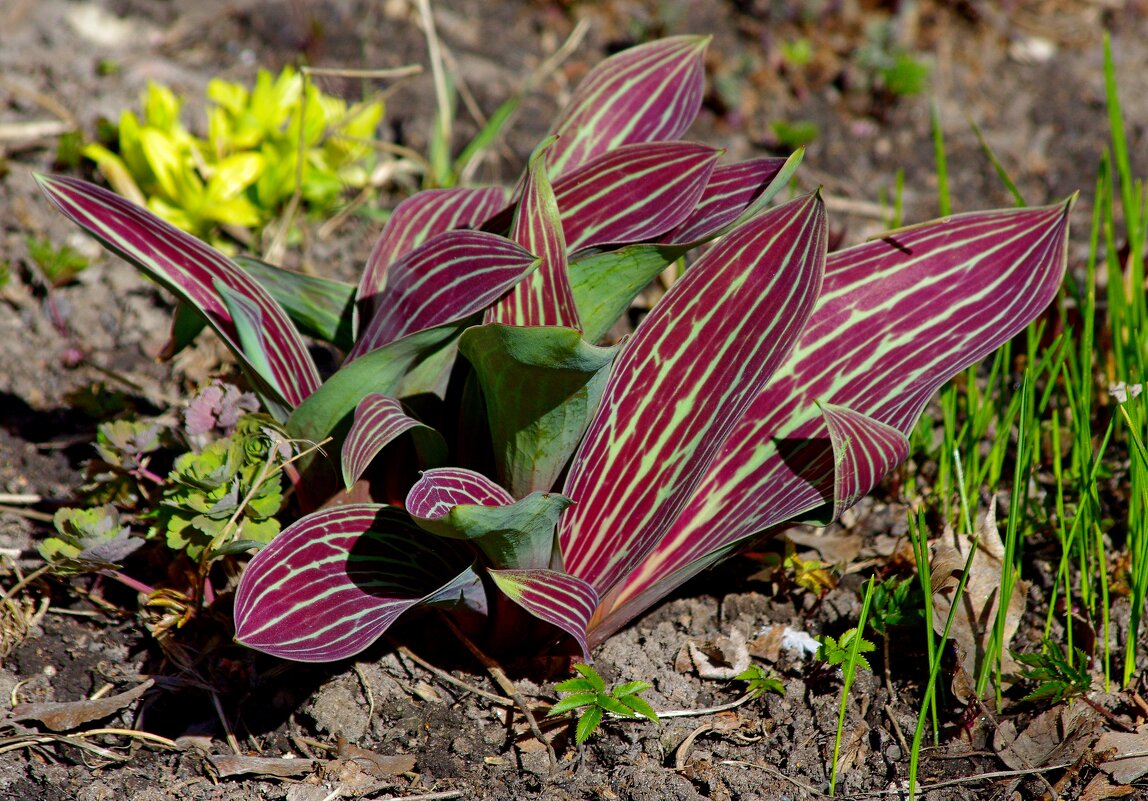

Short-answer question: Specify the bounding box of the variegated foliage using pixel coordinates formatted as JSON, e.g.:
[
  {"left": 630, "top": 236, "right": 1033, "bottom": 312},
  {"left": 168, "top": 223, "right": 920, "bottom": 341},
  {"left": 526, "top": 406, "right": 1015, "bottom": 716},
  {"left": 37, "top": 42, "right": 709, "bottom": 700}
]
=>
[{"left": 38, "top": 36, "right": 1070, "bottom": 663}]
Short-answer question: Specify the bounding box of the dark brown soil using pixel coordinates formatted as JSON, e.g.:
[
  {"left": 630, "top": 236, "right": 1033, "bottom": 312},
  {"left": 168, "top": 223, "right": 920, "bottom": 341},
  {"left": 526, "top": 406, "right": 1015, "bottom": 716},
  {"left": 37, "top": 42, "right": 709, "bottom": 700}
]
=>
[{"left": 3, "top": 1, "right": 1148, "bottom": 799}]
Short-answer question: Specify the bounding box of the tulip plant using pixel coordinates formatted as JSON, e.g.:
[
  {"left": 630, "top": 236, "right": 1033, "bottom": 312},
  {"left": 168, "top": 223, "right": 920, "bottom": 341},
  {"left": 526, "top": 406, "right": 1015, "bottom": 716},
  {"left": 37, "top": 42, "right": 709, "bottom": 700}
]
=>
[{"left": 37, "top": 36, "right": 1070, "bottom": 663}]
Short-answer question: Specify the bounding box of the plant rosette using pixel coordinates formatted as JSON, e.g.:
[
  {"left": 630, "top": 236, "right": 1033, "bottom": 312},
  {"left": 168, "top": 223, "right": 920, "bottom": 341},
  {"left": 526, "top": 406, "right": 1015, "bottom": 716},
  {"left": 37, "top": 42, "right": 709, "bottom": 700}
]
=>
[{"left": 38, "top": 35, "right": 1071, "bottom": 662}]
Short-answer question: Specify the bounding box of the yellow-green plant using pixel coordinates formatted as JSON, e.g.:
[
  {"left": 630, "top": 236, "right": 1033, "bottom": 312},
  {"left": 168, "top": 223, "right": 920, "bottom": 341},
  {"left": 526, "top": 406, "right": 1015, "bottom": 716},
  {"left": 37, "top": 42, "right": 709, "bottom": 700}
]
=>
[{"left": 84, "top": 68, "right": 383, "bottom": 244}]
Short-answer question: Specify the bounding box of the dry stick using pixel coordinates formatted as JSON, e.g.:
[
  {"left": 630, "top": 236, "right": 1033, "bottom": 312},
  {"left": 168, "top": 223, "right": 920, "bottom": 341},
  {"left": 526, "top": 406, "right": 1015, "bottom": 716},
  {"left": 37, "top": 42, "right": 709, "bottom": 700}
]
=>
[
  {"left": 439, "top": 614, "right": 557, "bottom": 771},
  {"left": 657, "top": 692, "right": 759, "bottom": 718},
  {"left": 416, "top": 0, "right": 452, "bottom": 173},
  {"left": 673, "top": 723, "right": 711, "bottom": 770},
  {"left": 883, "top": 703, "right": 911, "bottom": 758},
  {"left": 396, "top": 644, "right": 515, "bottom": 706},
  {"left": 352, "top": 664, "right": 376, "bottom": 724}
]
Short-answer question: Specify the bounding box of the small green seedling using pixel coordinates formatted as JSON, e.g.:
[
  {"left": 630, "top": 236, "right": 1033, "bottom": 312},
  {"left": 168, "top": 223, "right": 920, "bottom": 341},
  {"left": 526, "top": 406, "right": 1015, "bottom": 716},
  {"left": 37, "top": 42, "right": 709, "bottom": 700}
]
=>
[
  {"left": 1014, "top": 640, "right": 1093, "bottom": 705},
  {"left": 818, "top": 627, "right": 876, "bottom": 673},
  {"left": 867, "top": 575, "right": 922, "bottom": 634},
  {"left": 27, "top": 235, "right": 90, "bottom": 288},
  {"left": 734, "top": 664, "right": 785, "bottom": 698},
  {"left": 549, "top": 663, "right": 658, "bottom": 744}
]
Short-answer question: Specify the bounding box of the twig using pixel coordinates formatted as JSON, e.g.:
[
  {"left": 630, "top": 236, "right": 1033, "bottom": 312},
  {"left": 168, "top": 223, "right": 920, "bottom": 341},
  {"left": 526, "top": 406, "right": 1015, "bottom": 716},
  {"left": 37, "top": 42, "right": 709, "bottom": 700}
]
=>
[
  {"left": 0, "top": 494, "right": 41, "bottom": 505},
  {"left": 302, "top": 65, "right": 423, "bottom": 81},
  {"left": 389, "top": 791, "right": 464, "bottom": 801},
  {"left": 0, "top": 504, "right": 54, "bottom": 523},
  {"left": 673, "top": 723, "right": 711, "bottom": 770},
  {"left": 657, "top": 692, "right": 758, "bottom": 719},
  {"left": 396, "top": 644, "right": 515, "bottom": 706},
  {"left": 416, "top": 0, "right": 452, "bottom": 168},
  {"left": 352, "top": 664, "right": 376, "bottom": 725},
  {"left": 210, "top": 690, "right": 243, "bottom": 755},
  {"left": 883, "top": 703, "right": 911, "bottom": 758},
  {"left": 439, "top": 614, "right": 557, "bottom": 771}
]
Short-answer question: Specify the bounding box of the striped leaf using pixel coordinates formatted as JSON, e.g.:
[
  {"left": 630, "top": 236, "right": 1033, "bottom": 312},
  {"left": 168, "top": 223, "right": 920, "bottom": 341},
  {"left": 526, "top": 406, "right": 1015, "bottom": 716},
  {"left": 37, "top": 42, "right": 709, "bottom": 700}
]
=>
[
  {"left": 661, "top": 154, "right": 796, "bottom": 245},
  {"left": 236, "top": 255, "right": 356, "bottom": 351},
  {"left": 407, "top": 468, "right": 572, "bottom": 570},
  {"left": 594, "top": 202, "right": 1071, "bottom": 639},
  {"left": 407, "top": 467, "right": 514, "bottom": 513},
  {"left": 569, "top": 243, "right": 689, "bottom": 342},
  {"left": 566, "top": 151, "right": 804, "bottom": 342},
  {"left": 487, "top": 138, "right": 580, "bottom": 329},
  {"left": 357, "top": 186, "right": 511, "bottom": 323},
  {"left": 546, "top": 36, "right": 709, "bottom": 177},
  {"left": 458, "top": 324, "right": 617, "bottom": 497},
  {"left": 558, "top": 193, "right": 828, "bottom": 593},
  {"left": 288, "top": 320, "right": 470, "bottom": 447},
  {"left": 36, "top": 174, "right": 319, "bottom": 409},
  {"left": 348, "top": 230, "right": 537, "bottom": 360},
  {"left": 819, "top": 403, "right": 910, "bottom": 524},
  {"left": 554, "top": 142, "right": 720, "bottom": 253},
  {"left": 341, "top": 394, "right": 446, "bottom": 489},
  {"left": 233, "top": 504, "right": 477, "bottom": 662},
  {"left": 488, "top": 569, "right": 599, "bottom": 660}
]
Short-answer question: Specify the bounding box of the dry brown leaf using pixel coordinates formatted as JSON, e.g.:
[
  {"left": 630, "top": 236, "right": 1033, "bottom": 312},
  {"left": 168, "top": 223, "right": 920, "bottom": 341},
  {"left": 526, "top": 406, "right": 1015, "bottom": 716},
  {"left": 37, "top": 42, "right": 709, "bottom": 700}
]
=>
[
  {"left": 928, "top": 500, "right": 1027, "bottom": 700},
  {"left": 785, "top": 529, "right": 862, "bottom": 565},
  {"left": 1081, "top": 773, "right": 1137, "bottom": 800},
  {"left": 9, "top": 679, "right": 154, "bottom": 732},
  {"left": 207, "top": 755, "right": 318, "bottom": 779},
  {"left": 684, "top": 633, "right": 750, "bottom": 680},
  {"left": 1094, "top": 726, "right": 1148, "bottom": 784},
  {"left": 993, "top": 702, "right": 1103, "bottom": 771},
  {"left": 747, "top": 624, "right": 786, "bottom": 662},
  {"left": 335, "top": 737, "right": 417, "bottom": 777}
]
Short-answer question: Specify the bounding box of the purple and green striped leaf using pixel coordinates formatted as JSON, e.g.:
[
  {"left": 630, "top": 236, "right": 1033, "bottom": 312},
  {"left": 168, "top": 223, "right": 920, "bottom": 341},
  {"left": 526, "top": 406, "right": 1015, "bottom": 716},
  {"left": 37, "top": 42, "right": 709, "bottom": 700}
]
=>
[
  {"left": 235, "top": 255, "right": 356, "bottom": 351},
  {"left": 406, "top": 468, "right": 571, "bottom": 570},
  {"left": 288, "top": 319, "right": 471, "bottom": 447},
  {"left": 553, "top": 142, "right": 720, "bottom": 253},
  {"left": 660, "top": 151, "right": 801, "bottom": 245},
  {"left": 36, "top": 174, "right": 320, "bottom": 408},
  {"left": 348, "top": 230, "right": 537, "bottom": 360},
  {"left": 558, "top": 192, "right": 828, "bottom": 593},
  {"left": 545, "top": 36, "right": 709, "bottom": 177},
  {"left": 568, "top": 243, "right": 689, "bottom": 342},
  {"left": 818, "top": 403, "right": 910, "bottom": 525},
  {"left": 593, "top": 202, "right": 1071, "bottom": 638},
  {"left": 341, "top": 394, "right": 447, "bottom": 489},
  {"left": 458, "top": 324, "right": 617, "bottom": 498},
  {"left": 357, "top": 186, "right": 511, "bottom": 324},
  {"left": 487, "top": 138, "right": 580, "bottom": 329},
  {"left": 566, "top": 151, "right": 804, "bottom": 342},
  {"left": 233, "top": 504, "right": 478, "bottom": 662},
  {"left": 488, "top": 569, "right": 599, "bottom": 660}
]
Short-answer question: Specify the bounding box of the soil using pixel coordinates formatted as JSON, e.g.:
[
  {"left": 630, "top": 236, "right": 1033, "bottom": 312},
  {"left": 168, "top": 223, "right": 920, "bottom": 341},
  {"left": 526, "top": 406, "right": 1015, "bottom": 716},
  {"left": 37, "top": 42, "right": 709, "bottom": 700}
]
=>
[{"left": 2, "top": 1, "right": 1148, "bottom": 799}]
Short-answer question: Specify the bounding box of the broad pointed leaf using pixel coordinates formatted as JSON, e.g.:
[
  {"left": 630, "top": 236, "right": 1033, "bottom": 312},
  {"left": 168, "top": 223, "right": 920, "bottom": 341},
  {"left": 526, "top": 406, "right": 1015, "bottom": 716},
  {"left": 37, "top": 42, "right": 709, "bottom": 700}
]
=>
[
  {"left": 566, "top": 152, "right": 804, "bottom": 343},
  {"left": 488, "top": 569, "right": 599, "bottom": 659},
  {"left": 348, "top": 230, "right": 537, "bottom": 360},
  {"left": 288, "top": 320, "right": 470, "bottom": 447},
  {"left": 341, "top": 394, "right": 446, "bottom": 489},
  {"left": 660, "top": 153, "right": 796, "bottom": 245},
  {"left": 357, "top": 186, "right": 511, "bottom": 322},
  {"left": 558, "top": 193, "right": 828, "bottom": 593},
  {"left": 407, "top": 468, "right": 571, "bottom": 570},
  {"left": 458, "top": 325, "right": 617, "bottom": 497},
  {"left": 818, "top": 403, "right": 910, "bottom": 525},
  {"left": 216, "top": 281, "right": 291, "bottom": 420},
  {"left": 236, "top": 255, "right": 356, "bottom": 351},
  {"left": 554, "top": 142, "right": 720, "bottom": 253},
  {"left": 488, "top": 137, "right": 580, "bottom": 329},
  {"left": 36, "top": 174, "right": 319, "bottom": 407},
  {"left": 568, "top": 243, "right": 689, "bottom": 342},
  {"left": 546, "top": 36, "right": 709, "bottom": 177},
  {"left": 233, "top": 504, "right": 477, "bottom": 662},
  {"left": 598, "top": 202, "right": 1072, "bottom": 636}
]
